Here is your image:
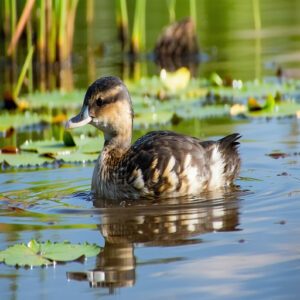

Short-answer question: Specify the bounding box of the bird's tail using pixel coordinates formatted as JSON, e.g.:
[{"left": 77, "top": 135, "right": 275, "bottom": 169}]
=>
[{"left": 218, "top": 133, "right": 241, "bottom": 184}]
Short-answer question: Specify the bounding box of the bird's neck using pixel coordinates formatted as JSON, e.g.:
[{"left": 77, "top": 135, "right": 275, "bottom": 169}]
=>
[
  {"left": 103, "top": 127, "right": 132, "bottom": 150},
  {"left": 99, "top": 133, "right": 130, "bottom": 180}
]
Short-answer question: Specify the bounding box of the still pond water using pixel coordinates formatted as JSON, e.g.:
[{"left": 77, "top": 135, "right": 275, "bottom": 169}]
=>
[
  {"left": 1, "top": 118, "right": 300, "bottom": 299},
  {"left": 1, "top": 0, "right": 300, "bottom": 299}
]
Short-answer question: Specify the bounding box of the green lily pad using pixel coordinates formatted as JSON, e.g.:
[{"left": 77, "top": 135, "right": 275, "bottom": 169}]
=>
[
  {"left": 55, "top": 152, "right": 98, "bottom": 163},
  {"left": 26, "top": 90, "right": 85, "bottom": 109},
  {"left": 0, "top": 112, "right": 52, "bottom": 131},
  {"left": 247, "top": 100, "right": 300, "bottom": 118},
  {"left": 134, "top": 111, "right": 174, "bottom": 128},
  {"left": 0, "top": 240, "right": 101, "bottom": 267},
  {"left": 21, "top": 140, "right": 76, "bottom": 155},
  {"left": 0, "top": 152, "right": 53, "bottom": 168},
  {"left": 0, "top": 243, "right": 51, "bottom": 267},
  {"left": 38, "top": 241, "right": 101, "bottom": 261},
  {"left": 21, "top": 135, "right": 103, "bottom": 155},
  {"left": 178, "top": 104, "right": 230, "bottom": 119},
  {"left": 73, "top": 136, "right": 103, "bottom": 154},
  {"left": 0, "top": 134, "right": 102, "bottom": 169}
]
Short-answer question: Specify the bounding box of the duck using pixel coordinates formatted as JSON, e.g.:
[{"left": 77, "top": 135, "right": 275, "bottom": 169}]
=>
[
  {"left": 154, "top": 17, "right": 199, "bottom": 74},
  {"left": 66, "top": 76, "right": 241, "bottom": 200}
]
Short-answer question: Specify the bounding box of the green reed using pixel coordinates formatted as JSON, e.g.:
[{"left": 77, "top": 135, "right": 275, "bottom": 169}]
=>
[
  {"left": 252, "top": 0, "right": 261, "bottom": 31},
  {"left": 38, "top": 0, "right": 45, "bottom": 62},
  {"left": 189, "top": 0, "right": 196, "bottom": 28},
  {"left": 130, "top": 0, "right": 146, "bottom": 55},
  {"left": 1, "top": 0, "right": 79, "bottom": 97},
  {"left": 26, "top": 18, "right": 33, "bottom": 93},
  {"left": 116, "top": 0, "right": 129, "bottom": 51},
  {"left": 166, "top": 0, "right": 176, "bottom": 23},
  {"left": 13, "top": 45, "right": 34, "bottom": 99}
]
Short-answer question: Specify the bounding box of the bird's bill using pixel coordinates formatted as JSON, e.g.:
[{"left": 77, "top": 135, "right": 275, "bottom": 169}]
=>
[{"left": 65, "top": 105, "right": 92, "bottom": 129}]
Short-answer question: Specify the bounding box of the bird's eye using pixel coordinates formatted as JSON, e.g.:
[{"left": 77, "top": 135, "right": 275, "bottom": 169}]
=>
[{"left": 96, "top": 98, "right": 103, "bottom": 106}]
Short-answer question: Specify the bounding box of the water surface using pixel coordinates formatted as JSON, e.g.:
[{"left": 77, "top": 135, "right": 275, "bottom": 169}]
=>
[
  {"left": 1, "top": 118, "right": 300, "bottom": 299},
  {"left": 1, "top": 0, "right": 300, "bottom": 299}
]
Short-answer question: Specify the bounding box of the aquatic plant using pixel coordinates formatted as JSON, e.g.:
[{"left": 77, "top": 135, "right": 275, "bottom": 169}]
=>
[
  {"left": 1, "top": 0, "right": 79, "bottom": 96},
  {"left": 0, "top": 240, "right": 101, "bottom": 267},
  {"left": 116, "top": 0, "right": 129, "bottom": 51},
  {"left": 130, "top": 0, "right": 146, "bottom": 55}
]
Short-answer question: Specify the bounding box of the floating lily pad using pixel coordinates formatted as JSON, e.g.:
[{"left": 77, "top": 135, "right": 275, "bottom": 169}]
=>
[
  {"left": 247, "top": 100, "right": 300, "bottom": 118},
  {"left": 21, "top": 134, "right": 103, "bottom": 156},
  {"left": 0, "top": 243, "right": 50, "bottom": 267},
  {"left": 55, "top": 152, "right": 98, "bottom": 163},
  {"left": 0, "top": 134, "right": 102, "bottom": 169},
  {"left": 36, "top": 240, "right": 101, "bottom": 261},
  {"left": 0, "top": 240, "right": 101, "bottom": 267},
  {"left": 73, "top": 135, "right": 103, "bottom": 154},
  {"left": 0, "top": 112, "right": 52, "bottom": 131},
  {"left": 21, "top": 140, "right": 76, "bottom": 155},
  {"left": 231, "top": 100, "right": 300, "bottom": 118},
  {"left": 0, "top": 152, "right": 53, "bottom": 168},
  {"left": 26, "top": 90, "right": 85, "bottom": 109}
]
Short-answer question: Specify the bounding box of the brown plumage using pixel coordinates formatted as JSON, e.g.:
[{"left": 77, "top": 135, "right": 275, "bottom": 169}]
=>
[
  {"left": 66, "top": 76, "right": 241, "bottom": 200},
  {"left": 154, "top": 17, "right": 199, "bottom": 73}
]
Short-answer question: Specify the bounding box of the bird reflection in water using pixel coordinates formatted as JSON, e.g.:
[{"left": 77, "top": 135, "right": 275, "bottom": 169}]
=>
[{"left": 67, "top": 189, "right": 241, "bottom": 293}]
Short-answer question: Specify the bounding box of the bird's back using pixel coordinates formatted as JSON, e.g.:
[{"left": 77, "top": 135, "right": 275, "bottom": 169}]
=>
[{"left": 93, "top": 131, "right": 241, "bottom": 199}]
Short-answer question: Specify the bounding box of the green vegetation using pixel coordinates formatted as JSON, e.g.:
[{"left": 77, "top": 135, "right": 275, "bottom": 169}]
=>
[
  {"left": 0, "top": 240, "right": 101, "bottom": 267},
  {"left": 1, "top": 74, "right": 300, "bottom": 171},
  {"left": 1, "top": 0, "right": 79, "bottom": 97}
]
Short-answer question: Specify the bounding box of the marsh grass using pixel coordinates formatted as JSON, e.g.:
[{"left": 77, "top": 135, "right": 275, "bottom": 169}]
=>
[{"left": 1, "top": 0, "right": 79, "bottom": 97}]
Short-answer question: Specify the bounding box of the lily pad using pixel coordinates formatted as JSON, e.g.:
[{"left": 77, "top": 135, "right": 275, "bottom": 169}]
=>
[
  {"left": 0, "top": 240, "right": 101, "bottom": 267},
  {"left": 0, "top": 134, "right": 102, "bottom": 169},
  {"left": 0, "top": 243, "right": 50, "bottom": 267},
  {"left": 55, "top": 152, "right": 98, "bottom": 163},
  {"left": 230, "top": 100, "right": 300, "bottom": 118},
  {"left": 21, "top": 140, "right": 76, "bottom": 155},
  {"left": 37, "top": 241, "right": 101, "bottom": 261},
  {"left": 26, "top": 90, "right": 85, "bottom": 109},
  {"left": 0, "top": 152, "right": 53, "bottom": 168},
  {"left": 0, "top": 111, "right": 52, "bottom": 131},
  {"left": 248, "top": 100, "right": 300, "bottom": 118}
]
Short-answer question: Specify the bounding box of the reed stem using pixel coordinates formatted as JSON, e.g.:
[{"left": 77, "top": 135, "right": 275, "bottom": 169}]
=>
[
  {"left": 166, "top": 0, "right": 176, "bottom": 23},
  {"left": 189, "top": 0, "right": 196, "bottom": 27},
  {"left": 66, "top": 0, "right": 79, "bottom": 59},
  {"left": 13, "top": 45, "right": 35, "bottom": 99},
  {"left": 116, "top": 0, "right": 129, "bottom": 51},
  {"left": 86, "top": 0, "right": 94, "bottom": 24},
  {"left": 10, "top": 0, "right": 17, "bottom": 56},
  {"left": 38, "top": 0, "right": 46, "bottom": 62},
  {"left": 48, "top": 0, "right": 57, "bottom": 63},
  {"left": 58, "top": 0, "right": 67, "bottom": 62},
  {"left": 131, "top": 0, "right": 146, "bottom": 55},
  {"left": 26, "top": 18, "right": 33, "bottom": 93},
  {"left": 4, "top": 0, "right": 11, "bottom": 38},
  {"left": 7, "top": 0, "right": 36, "bottom": 56},
  {"left": 252, "top": 0, "right": 261, "bottom": 31}
]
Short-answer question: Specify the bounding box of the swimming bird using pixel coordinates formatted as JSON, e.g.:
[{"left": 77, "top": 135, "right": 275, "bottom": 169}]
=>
[
  {"left": 66, "top": 76, "right": 241, "bottom": 200},
  {"left": 154, "top": 17, "right": 199, "bottom": 74}
]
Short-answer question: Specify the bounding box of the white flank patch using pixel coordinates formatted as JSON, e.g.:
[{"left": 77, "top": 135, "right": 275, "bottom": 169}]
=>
[
  {"left": 132, "top": 168, "right": 145, "bottom": 190},
  {"left": 168, "top": 171, "right": 179, "bottom": 191},
  {"left": 163, "top": 156, "right": 178, "bottom": 191},
  {"left": 184, "top": 154, "right": 192, "bottom": 169},
  {"left": 182, "top": 154, "right": 200, "bottom": 194},
  {"left": 209, "top": 146, "right": 225, "bottom": 188},
  {"left": 163, "top": 156, "right": 176, "bottom": 176}
]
